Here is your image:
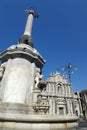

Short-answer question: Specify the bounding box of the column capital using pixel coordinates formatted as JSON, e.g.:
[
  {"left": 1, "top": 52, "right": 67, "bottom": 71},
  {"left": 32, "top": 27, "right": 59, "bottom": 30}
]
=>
[{"left": 25, "top": 9, "right": 39, "bottom": 18}]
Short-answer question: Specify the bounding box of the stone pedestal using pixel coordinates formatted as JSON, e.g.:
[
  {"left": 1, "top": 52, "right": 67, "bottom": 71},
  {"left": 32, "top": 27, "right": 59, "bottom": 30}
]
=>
[
  {"left": 2, "top": 58, "right": 35, "bottom": 104},
  {"left": 0, "top": 114, "right": 78, "bottom": 130},
  {"left": 0, "top": 44, "right": 45, "bottom": 106},
  {"left": 0, "top": 102, "right": 29, "bottom": 114}
]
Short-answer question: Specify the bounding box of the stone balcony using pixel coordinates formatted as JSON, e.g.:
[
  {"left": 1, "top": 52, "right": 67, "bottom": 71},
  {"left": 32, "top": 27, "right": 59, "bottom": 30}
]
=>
[{"left": 33, "top": 103, "right": 50, "bottom": 114}]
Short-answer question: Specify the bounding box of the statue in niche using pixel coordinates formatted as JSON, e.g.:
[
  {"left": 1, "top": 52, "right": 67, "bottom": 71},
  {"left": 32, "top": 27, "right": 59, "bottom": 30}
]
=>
[{"left": 34, "top": 68, "right": 43, "bottom": 89}]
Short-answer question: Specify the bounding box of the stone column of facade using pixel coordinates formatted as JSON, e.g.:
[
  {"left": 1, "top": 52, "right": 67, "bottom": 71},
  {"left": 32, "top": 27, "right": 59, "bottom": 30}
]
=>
[
  {"left": 64, "top": 85, "right": 66, "bottom": 97},
  {"left": 52, "top": 98, "right": 56, "bottom": 114},
  {"left": 46, "top": 82, "right": 49, "bottom": 94},
  {"left": 33, "top": 89, "right": 41, "bottom": 103},
  {"left": 84, "top": 94, "right": 87, "bottom": 103},
  {"left": 67, "top": 85, "right": 70, "bottom": 96},
  {"left": 64, "top": 85, "right": 67, "bottom": 97},
  {"left": 66, "top": 85, "right": 68, "bottom": 97},
  {"left": 52, "top": 83, "right": 55, "bottom": 94},
  {"left": 49, "top": 83, "right": 52, "bottom": 93},
  {"left": 66, "top": 99, "right": 73, "bottom": 115},
  {"left": 49, "top": 98, "right": 53, "bottom": 114},
  {"left": 62, "top": 85, "right": 65, "bottom": 95},
  {"left": 77, "top": 92, "right": 83, "bottom": 117},
  {"left": 47, "top": 83, "right": 49, "bottom": 93},
  {"left": 55, "top": 82, "right": 57, "bottom": 95},
  {"left": 51, "top": 84, "right": 54, "bottom": 94},
  {"left": 68, "top": 86, "right": 70, "bottom": 96}
]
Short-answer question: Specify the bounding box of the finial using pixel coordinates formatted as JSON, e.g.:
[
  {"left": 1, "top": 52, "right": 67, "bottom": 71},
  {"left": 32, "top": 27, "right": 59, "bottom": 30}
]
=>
[{"left": 25, "top": 9, "right": 39, "bottom": 18}]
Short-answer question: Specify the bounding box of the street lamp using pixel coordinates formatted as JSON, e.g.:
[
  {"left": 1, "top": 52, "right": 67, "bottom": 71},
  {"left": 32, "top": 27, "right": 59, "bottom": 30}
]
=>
[
  {"left": 62, "top": 63, "right": 77, "bottom": 85},
  {"left": 62, "top": 63, "right": 77, "bottom": 115}
]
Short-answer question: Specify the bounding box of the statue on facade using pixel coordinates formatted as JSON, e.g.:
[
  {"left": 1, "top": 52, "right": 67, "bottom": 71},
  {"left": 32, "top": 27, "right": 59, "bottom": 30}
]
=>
[
  {"left": 34, "top": 68, "right": 43, "bottom": 89},
  {"left": 0, "top": 66, "right": 5, "bottom": 80}
]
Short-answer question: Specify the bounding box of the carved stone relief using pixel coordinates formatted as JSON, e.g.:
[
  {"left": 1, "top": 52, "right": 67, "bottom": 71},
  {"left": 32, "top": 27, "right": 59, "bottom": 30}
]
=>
[
  {"left": 0, "top": 66, "right": 5, "bottom": 81},
  {"left": 34, "top": 68, "right": 43, "bottom": 88}
]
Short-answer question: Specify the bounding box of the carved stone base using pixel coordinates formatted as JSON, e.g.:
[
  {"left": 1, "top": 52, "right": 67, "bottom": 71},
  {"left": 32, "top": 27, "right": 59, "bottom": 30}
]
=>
[
  {"left": 0, "top": 113, "right": 78, "bottom": 130},
  {"left": 33, "top": 103, "right": 50, "bottom": 114}
]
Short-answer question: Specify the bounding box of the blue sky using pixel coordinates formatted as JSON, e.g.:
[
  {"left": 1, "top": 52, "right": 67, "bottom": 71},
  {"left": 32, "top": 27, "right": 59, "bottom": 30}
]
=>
[{"left": 0, "top": 0, "right": 87, "bottom": 92}]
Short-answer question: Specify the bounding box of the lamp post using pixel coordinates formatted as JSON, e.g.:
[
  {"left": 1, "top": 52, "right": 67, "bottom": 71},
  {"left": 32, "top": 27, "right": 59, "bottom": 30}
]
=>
[
  {"left": 62, "top": 63, "right": 77, "bottom": 85},
  {"left": 62, "top": 63, "right": 77, "bottom": 115}
]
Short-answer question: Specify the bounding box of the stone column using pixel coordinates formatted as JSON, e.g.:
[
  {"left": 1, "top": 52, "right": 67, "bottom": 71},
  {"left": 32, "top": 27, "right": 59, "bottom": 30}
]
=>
[
  {"left": 67, "top": 100, "right": 70, "bottom": 115},
  {"left": 49, "top": 98, "right": 52, "bottom": 114},
  {"left": 55, "top": 83, "right": 57, "bottom": 95},
  {"left": 77, "top": 92, "right": 83, "bottom": 117},
  {"left": 47, "top": 83, "right": 50, "bottom": 93},
  {"left": 49, "top": 83, "right": 51, "bottom": 93},
  {"left": 24, "top": 12, "right": 34, "bottom": 36},
  {"left": 66, "top": 85, "right": 68, "bottom": 96},
  {"left": 46, "top": 83, "right": 48, "bottom": 94},
  {"left": 53, "top": 98, "right": 56, "bottom": 114},
  {"left": 84, "top": 94, "right": 87, "bottom": 103},
  {"left": 52, "top": 83, "right": 55, "bottom": 94},
  {"left": 24, "top": 9, "right": 38, "bottom": 36},
  {"left": 33, "top": 89, "right": 41, "bottom": 103}
]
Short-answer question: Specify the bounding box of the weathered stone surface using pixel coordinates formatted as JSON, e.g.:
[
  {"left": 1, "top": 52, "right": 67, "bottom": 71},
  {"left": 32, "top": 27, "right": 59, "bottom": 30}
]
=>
[
  {"left": 0, "top": 102, "right": 29, "bottom": 114},
  {"left": 0, "top": 122, "right": 78, "bottom": 130},
  {"left": 2, "top": 58, "right": 35, "bottom": 104},
  {"left": 0, "top": 113, "right": 78, "bottom": 130}
]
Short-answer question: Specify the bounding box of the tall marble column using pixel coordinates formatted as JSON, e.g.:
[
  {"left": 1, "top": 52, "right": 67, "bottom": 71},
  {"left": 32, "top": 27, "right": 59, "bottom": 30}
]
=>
[{"left": 24, "top": 9, "right": 38, "bottom": 36}]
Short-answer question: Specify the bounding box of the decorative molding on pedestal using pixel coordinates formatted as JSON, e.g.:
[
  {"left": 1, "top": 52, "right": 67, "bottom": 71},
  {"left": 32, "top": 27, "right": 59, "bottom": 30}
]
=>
[{"left": 0, "top": 44, "right": 45, "bottom": 69}]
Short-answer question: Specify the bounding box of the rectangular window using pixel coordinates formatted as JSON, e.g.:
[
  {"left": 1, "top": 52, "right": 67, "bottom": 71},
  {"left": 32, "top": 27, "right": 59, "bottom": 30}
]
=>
[{"left": 59, "top": 107, "right": 64, "bottom": 115}]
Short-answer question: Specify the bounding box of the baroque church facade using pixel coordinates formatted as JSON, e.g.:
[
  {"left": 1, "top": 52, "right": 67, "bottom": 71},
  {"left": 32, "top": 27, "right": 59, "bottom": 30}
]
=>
[
  {"left": 41, "top": 71, "right": 75, "bottom": 115},
  {"left": 39, "top": 71, "right": 83, "bottom": 117}
]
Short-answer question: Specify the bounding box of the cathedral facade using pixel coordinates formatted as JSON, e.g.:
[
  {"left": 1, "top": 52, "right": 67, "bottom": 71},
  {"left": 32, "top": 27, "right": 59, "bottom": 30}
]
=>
[{"left": 40, "top": 71, "right": 75, "bottom": 115}]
